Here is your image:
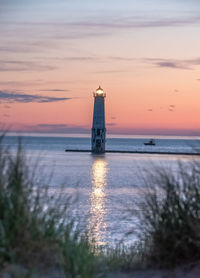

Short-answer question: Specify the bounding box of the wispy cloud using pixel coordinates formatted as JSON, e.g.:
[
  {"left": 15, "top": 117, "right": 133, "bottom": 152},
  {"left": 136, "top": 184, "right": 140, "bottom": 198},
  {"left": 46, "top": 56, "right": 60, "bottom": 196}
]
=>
[
  {"left": 0, "top": 80, "right": 44, "bottom": 87},
  {"left": 93, "top": 69, "right": 131, "bottom": 74},
  {"left": 78, "top": 15, "right": 200, "bottom": 29},
  {"left": 109, "top": 56, "right": 136, "bottom": 61},
  {"left": 43, "top": 15, "right": 198, "bottom": 33},
  {"left": 157, "top": 61, "right": 182, "bottom": 69},
  {"left": 3, "top": 114, "right": 10, "bottom": 118},
  {"left": 142, "top": 57, "right": 200, "bottom": 70},
  {"left": 8, "top": 123, "right": 90, "bottom": 134},
  {"left": 0, "top": 80, "right": 72, "bottom": 88},
  {"left": 61, "top": 56, "right": 97, "bottom": 61},
  {"left": 104, "top": 56, "right": 200, "bottom": 70},
  {"left": 107, "top": 123, "right": 116, "bottom": 126},
  {"left": 0, "top": 60, "right": 56, "bottom": 72},
  {"left": 87, "top": 55, "right": 200, "bottom": 72},
  {"left": 40, "top": 89, "right": 69, "bottom": 92},
  {"left": 1, "top": 15, "right": 200, "bottom": 41},
  {"left": 4, "top": 105, "right": 11, "bottom": 108},
  {"left": 0, "top": 41, "right": 55, "bottom": 54},
  {"left": 0, "top": 91, "right": 71, "bottom": 103},
  {"left": 36, "top": 124, "right": 89, "bottom": 133}
]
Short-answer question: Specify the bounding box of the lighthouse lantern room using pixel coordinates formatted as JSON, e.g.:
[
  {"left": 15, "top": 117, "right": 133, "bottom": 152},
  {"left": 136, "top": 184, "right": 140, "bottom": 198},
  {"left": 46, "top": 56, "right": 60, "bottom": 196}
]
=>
[{"left": 91, "top": 86, "right": 106, "bottom": 153}]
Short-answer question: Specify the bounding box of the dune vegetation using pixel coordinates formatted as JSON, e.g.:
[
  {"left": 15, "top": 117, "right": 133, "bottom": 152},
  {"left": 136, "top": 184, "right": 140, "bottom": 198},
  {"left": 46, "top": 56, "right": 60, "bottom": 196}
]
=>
[
  {"left": 1, "top": 135, "right": 200, "bottom": 277},
  {"left": 0, "top": 135, "right": 96, "bottom": 278},
  {"left": 136, "top": 160, "right": 200, "bottom": 267}
]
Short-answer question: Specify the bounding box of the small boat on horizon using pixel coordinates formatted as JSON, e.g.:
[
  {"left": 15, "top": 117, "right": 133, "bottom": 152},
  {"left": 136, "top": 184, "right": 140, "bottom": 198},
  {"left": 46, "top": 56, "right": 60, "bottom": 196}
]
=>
[{"left": 144, "top": 139, "right": 156, "bottom": 146}]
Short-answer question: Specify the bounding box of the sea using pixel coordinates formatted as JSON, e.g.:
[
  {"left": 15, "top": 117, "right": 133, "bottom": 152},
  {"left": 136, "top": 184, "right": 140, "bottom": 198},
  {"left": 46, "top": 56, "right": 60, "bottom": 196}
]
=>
[{"left": 2, "top": 134, "right": 200, "bottom": 247}]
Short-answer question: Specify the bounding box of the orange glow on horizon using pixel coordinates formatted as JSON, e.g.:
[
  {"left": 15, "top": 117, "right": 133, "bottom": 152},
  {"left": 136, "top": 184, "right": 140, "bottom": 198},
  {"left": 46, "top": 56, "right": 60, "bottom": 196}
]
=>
[{"left": 0, "top": 1, "right": 200, "bottom": 136}]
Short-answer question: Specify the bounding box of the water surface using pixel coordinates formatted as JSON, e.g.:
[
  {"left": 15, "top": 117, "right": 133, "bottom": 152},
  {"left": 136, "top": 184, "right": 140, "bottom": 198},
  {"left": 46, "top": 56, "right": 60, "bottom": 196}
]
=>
[{"left": 3, "top": 135, "right": 200, "bottom": 246}]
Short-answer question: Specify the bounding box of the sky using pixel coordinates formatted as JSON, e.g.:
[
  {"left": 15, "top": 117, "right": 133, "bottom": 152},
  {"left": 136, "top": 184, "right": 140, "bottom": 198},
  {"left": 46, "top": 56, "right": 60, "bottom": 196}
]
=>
[{"left": 0, "top": 0, "right": 200, "bottom": 136}]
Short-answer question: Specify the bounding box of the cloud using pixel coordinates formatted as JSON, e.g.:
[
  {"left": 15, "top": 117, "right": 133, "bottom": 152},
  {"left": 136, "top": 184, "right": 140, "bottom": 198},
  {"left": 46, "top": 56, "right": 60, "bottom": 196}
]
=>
[
  {"left": 0, "top": 80, "right": 44, "bottom": 88},
  {"left": 0, "top": 91, "right": 71, "bottom": 103},
  {"left": 2, "top": 15, "right": 200, "bottom": 44},
  {"left": 0, "top": 80, "right": 71, "bottom": 88},
  {"left": 104, "top": 56, "right": 200, "bottom": 70},
  {"left": 42, "top": 56, "right": 98, "bottom": 62},
  {"left": 93, "top": 69, "right": 131, "bottom": 74},
  {"left": 40, "top": 89, "right": 69, "bottom": 92},
  {"left": 70, "top": 15, "right": 200, "bottom": 30},
  {"left": 157, "top": 61, "right": 180, "bottom": 68},
  {"left": 61, "top": 56, "right": 97, "bottom": 61},
  {"left": 0, "top": 42, "right": 53, "bottom": 54},
  {"left": 147, "top": 109, "right": 153, "bottom": 112},
  {"left": 4, "top": 105, "right": 11, "bottom": 108},
  {"left": 38, "top": 124, "right": 68, "bottom": 128},
  {"left": 3, "top": 114, "right": 10, "bottom": 118},
  {"left": 9, "top": 123, "right": 90, "bottom": 134},
  {"left": 197, "top": 79, "right": 200, "bottom": 81},
  {"left": 0, "top": 60, "right": 56, "bottom": 72},
  {"left": 143, "top": 57, "right": 200, "bottom": 70},
  {"left": 0, "top": 21, "right": 109, "bottom": 42},
  {"left": 109, "top": 56, "right": 136, "bottom": 61},
  {"left": 107, "top": 123, "right": 116, "bottom": 126}
]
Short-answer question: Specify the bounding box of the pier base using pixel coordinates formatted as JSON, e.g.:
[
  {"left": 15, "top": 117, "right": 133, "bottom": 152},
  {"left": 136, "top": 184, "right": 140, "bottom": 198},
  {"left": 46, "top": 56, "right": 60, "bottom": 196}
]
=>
[{"left": 65, "top": 149, "right": 200, "bottom": 156}]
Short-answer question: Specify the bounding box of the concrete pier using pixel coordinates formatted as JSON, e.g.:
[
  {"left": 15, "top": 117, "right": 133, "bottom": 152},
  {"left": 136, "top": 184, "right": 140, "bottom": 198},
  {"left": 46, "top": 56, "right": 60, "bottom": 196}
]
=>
[{"left": 65, "top": 149, "right": 200, "bottom": 156}]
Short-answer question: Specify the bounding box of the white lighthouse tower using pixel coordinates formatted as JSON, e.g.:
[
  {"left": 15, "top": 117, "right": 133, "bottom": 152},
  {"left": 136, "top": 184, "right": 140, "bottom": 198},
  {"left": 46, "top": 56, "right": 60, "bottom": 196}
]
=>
[{"left": 91, "top": 86, "right": 106, "bottom": 153}]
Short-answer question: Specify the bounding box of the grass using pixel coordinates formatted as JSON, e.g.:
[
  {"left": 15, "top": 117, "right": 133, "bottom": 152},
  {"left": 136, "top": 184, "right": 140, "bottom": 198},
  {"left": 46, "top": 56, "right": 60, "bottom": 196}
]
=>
[
  {"left": 99, "top": 242, "right": 147, "bottom": 272},
  {"left": 0, "top": 135, "right": 97, "bottom": 277},
  {"left": 1, "top": 134, "right": 200, "bottom": 276},
  {"left": 136, "top": 160, "right": 200, "bottom": 267}
]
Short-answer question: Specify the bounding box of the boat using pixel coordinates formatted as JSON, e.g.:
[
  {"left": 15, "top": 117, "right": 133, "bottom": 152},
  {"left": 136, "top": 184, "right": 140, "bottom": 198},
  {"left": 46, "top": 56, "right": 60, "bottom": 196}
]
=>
[{"left": 144, "top": 139, "right": 155, "bottom": 146}]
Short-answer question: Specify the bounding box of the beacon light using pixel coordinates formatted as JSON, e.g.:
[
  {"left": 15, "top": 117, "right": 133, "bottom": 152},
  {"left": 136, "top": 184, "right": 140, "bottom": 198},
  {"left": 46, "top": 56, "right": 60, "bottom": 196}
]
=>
[{"left": 96, "top": 86, "right": 103, "bottom": 94}]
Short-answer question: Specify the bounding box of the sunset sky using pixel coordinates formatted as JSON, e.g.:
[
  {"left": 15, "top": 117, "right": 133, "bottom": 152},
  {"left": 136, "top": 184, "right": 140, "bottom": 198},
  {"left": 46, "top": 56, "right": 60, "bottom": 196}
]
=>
[{"left": 0, "top": 0, "right": 200, "bottom": 136}]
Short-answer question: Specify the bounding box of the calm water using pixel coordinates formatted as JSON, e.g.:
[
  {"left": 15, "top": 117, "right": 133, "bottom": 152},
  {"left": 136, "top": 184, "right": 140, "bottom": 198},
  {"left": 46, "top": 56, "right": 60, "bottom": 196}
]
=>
[{"left": 3, "top": 135, "right": 200, "bottom": 246}]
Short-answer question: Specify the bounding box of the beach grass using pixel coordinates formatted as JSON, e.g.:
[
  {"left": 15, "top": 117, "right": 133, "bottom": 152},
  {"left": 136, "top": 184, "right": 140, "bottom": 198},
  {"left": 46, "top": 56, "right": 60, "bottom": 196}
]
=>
[
  {"left": 0, "top": 135, "right": 97, "bottom": 277},
  {"left": 100, "top": 158, "right": 200, "bottom": 271},
  {"left": 98, "top": 242, "right": 147, "bottom": 271},
  {"left": 1, "top": 134, "right": 200, "bottom": 277},
  {"left": 136, "top": 160, "right": 200, "bottom": 267}
]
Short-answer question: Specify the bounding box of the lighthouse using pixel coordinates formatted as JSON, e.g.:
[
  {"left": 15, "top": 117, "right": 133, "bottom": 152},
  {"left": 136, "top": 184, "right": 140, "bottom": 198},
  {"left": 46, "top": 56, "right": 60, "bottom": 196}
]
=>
[{"left": 91, "top": 86, "right": 106, "bottom": 153}]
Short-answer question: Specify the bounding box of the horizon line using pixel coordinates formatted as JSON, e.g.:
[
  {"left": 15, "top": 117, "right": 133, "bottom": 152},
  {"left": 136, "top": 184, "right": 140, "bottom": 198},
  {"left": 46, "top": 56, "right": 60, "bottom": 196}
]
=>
[{"left": 3, "top": 131, "right": 200, "bottom": 140}]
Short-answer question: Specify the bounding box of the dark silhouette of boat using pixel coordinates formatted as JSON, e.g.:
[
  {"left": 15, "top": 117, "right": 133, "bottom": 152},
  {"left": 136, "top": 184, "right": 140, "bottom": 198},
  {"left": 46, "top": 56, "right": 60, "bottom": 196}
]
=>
[{"left": 144, "top": 139, "right": 155, "bottom": 146}]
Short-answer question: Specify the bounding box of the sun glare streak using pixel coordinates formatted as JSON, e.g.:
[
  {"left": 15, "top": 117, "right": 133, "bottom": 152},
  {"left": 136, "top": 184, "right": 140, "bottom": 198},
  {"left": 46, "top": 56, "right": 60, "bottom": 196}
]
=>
[{"left": 88, "top": 157, "right": 107, "bottom": 246}]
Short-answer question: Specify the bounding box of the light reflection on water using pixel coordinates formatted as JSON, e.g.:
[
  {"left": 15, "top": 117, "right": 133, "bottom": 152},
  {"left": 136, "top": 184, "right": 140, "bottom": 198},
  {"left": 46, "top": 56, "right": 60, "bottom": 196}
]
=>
[
  {"left": 4, "top": 135, "right": 200, "bottom": 246},
  {"left": 88, "top": 156, "right": 108, "bottom": 246}
]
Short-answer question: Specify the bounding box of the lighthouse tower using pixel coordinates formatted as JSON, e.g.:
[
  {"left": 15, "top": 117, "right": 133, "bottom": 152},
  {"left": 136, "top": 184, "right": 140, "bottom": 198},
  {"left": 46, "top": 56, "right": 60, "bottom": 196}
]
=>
[{"left": 91, "top": 86, "right": 106, "bottom": 153}]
